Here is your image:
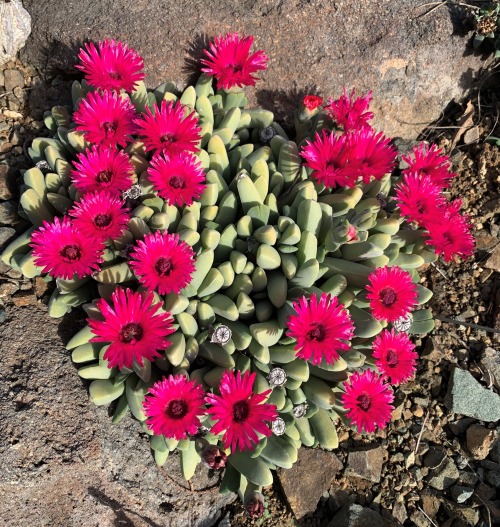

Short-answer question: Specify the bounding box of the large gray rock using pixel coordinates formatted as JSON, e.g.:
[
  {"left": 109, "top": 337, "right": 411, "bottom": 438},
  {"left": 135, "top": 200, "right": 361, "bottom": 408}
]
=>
[
  {"left": 21, "top": 0, "right": 482, "bottom": 140},
  {"left": 445, "top": 366, "right": 500, "bottom": 422},
  {"left": 0, "top": 304, "right": 235, "bottom": 527},
  {"left": 328, "top": 504, "right": 396, "bottom": 527}
]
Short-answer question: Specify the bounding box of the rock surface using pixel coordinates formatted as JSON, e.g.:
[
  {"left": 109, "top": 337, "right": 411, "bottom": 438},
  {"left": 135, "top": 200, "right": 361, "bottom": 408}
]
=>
[
  {"left": 278, "top": 447, "right": 343, "bottom": 520},
  {"left": 466, "top": 423, "right": 497, "bottom": 460},
  {"left": 345, "top": 445, "right": 384, "bottom": 483},
  {"left": 21, "top": 0, "right": 482, "bottom": 140},
  {"left": 444, "top": 366, "right": 500, "bottom": 422},
  {"left": 0, "top": 303, "right": 235, "bottom": 527},
  {"left": 328, "top": 503, "right": 395, "bottom": 527}
]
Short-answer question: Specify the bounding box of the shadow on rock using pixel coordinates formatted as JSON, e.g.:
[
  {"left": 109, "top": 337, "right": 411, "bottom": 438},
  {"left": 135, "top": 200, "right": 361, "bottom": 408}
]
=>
[
  {"left": 56, "top": 306, "right": 87, "bottom": 346},
  {"left": 88, "top": 487, "right": 164, "bottom": 527},
  {"left": 182, "top": 33, "right": 211, "bottom": 88}
]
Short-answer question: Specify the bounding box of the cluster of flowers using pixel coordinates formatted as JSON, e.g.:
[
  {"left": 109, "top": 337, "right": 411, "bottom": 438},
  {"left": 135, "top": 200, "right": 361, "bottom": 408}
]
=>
[{"left": 25, "top": 34, "right": 474, "bottom": 464}]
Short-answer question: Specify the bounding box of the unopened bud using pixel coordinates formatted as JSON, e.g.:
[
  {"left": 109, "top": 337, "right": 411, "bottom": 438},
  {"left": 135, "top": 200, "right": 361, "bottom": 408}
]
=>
[
  {"left": 201, "top": 444, "right": 227, "bottom": 470},
  {"left": 244, "top": 491, "right": 265, "bottom": 519}
]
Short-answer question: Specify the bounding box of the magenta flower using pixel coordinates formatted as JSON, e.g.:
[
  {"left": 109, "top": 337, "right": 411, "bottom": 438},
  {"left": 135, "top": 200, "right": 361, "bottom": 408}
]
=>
[
  {"left": 301, "top": 130, "right": 352, "bottom": 188},
  {"left": 129, "top": 231, "right": 195, "bottom": 295},
  {"left": 147, "top": 152, "right": 206, "bottom": 207},
  {"left": 30, "top": 216, "right": 103, "bottom": 279},
  {"left": 325, "top": 88, "right": 374, "bottom": 131},
  {"left": 395, "top": 173, "right": 446, "bottom": 226},
  {"left": 143, "top": 375, "right": 205, "bottom": 440},
  {"left": 366, "top": 266, "right": 418, "bottom": 322},
  {"left": 201, "top": 33, "right": 268, "bottom": 90},
  {"left": 424, "top": 206, "right": 475, "bottom": 262},
  {"left": 372, "top": 329, "right": 418, "bottom": 385},
  {"left": 342, "top": 370, "right": 394, "bottom": 434},
  {"left": 287, "top": 293, "right": 354, "bottom": 365},
  {"left": 205, "top": 370, "right": 277, "bottom": 453},
  {"left": 74, "top": 90, "right": 137, "bottom": 148},
  {"left": 89, "top": 288, "right": 174, "bottom": 370},
  {"left": 70, "top": 191, "right": 130, "bottom": 242},
  {"left": 343, "top": 128, "right": 397, "bottom": 184},
  {"left": 134, "top": 100, "right": 201, "bottom": 155},
  {"left": 71, "top": 145, "right": 135, "bottom": 196},
  {"left": 402, "top": 143, "right": 454, "bottom": 188},
  {"left": 76, "top": 39, "right": 145, "bottom": 92}
]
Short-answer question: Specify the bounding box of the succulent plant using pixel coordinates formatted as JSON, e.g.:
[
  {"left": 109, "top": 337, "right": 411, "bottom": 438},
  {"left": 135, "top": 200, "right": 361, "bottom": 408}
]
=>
[
  {"left": 1, "top": 42, "right": 442, "bottom": 507},
  {"left": 473, "top": 1, "right": 500, "bottom": 58}
]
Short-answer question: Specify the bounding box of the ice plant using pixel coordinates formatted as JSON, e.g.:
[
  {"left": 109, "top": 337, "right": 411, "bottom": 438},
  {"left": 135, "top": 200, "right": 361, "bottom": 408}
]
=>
[
  {"left": 89, "top": 288, "right": 175, "bottom": 370},
  {"left": 70, "top": 191, "right": 130, "bottom": 242},
  {"left": 402, "top": 142, "right": 454, "bottom": 188},
  {"left": 342, "top": 370, "right": 394, "bottom": 434},
  {"left": 201, "top": 32, "right": 268, "bottom": 90},
  {"left": 134, "top": 100, "right": 201, "bottom": 155},
  {"left": 30, "top": 216, "right": 103, "bottom": 279},
  {"left": 129, "top": 231, "right": 196, "bottom": 295},
  {"left": 74, "top": 90, "right": 137, "bottom": 148},
  {"left": 366, "top": 266, "right": 418, "bottom": 322},
  {"left": 76, "top": 39, "right": 145, "bottom": 92},
  {"left": 71, "top": 145, "right": 135, "bottom": 196},
  {"left": 205, "top": 370, "right": 277, "bottom": 452},
  {"left": 301, "top": 130, "right": 351, "bottom": 188},
  {"left": 287, "top": 293, "right": 354, "bottom": 365},
  {"left": 143, "top": 375, "right": 205, "bottom": 440},
  {"left": 147, "top": 152, "right": 206, "bottom": 207},
  {"left": 325, "top": 88, "right": 374, "bottom": 131},
  {"left": 372, "top": 329, "right": 418, "bottom": 385}
]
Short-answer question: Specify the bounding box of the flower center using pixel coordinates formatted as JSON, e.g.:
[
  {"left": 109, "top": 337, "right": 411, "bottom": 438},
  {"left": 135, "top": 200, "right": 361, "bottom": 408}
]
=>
[
  {"left": 119, "top": 322, "right": 143, "bottom": 343},
  {"left": 60, "top": 244, "right": 81, "bottom": 262},
  {"left": 357, "top": 393, "right": 371, "bottom": 412},
  {"left": 93, "top": 213, "right": 112, "bottom": 228},
  {"left": 165, "top": 399, "right": 188, "bottom": 419},
  {"left": 386, "top": 349, "right": 398, "bottom": 367},
  {"left": 160, "top": 133, "right": 175, "bottom": 145},
  {"left": 102, "top": 121, "right": 117, "bottom": 137},
  {"left": 307, "top": 323, "right": 326, "bottom": 342},
  {"left": 169, "top": 175, "right": 185, "bottom": 189},
  {"left": 96, "top": 170, "right": 113, "bottom": 184},
  {"left": 380, "top": 287, "right": 397, "bottom": 307},
  {"left": 154, "top": 257, "right": 174, "bottom": 277},
  {"left": 108, "top": 71, "right": 122, "bottom": 80},
  {"left": 233, "top": 400, "right": 250, "bottom": 423}
]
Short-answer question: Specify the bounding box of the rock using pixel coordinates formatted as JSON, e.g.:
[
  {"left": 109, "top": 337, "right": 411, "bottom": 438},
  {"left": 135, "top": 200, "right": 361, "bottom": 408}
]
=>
[
  {"left": 34, "top": 276, "right": 49, "bottom": 298},
  {"left": 485, "top": 469, "right": 500, "bottom": 489},
  {"left": 449, "top": 484, "right": 474, "bottom": 504},
  {"left": 475, "top": 231, "right": 498, "bottom": 251},
  {"left": 0, "top": 227, "right": 15, "bottom": 249},
  {"left": 466, "top": 424, "right": 497, "bottom": 460},
  {"left": 0, "top": 1, "right": 31, "bottom": 65},
  {"left": 480, "top": 347, "right": 500, "bottom": 390},
  {"left": 426, "top": 457, "right": 459, "bottom": 490},
  {"left": 0, "top": 281, "right": 19, "bottom": 300},
  {"left": 0, "top": 304, "right": 235, "bottom": 527},
  {"left": 444, "top": 366, "right": 500, "bottom": 422},
  {"left": 3, "top": 69, "right": 24, "bottom": 93},
  {"left": 423, "top": 446, "right": 447, "bottom": 470},
  {"left": 22, "top": 0, "right": 484, "bottom": 140},
  {"left": 0, "top": 164, "right": 15, "bottom": 200},
  {"left": 485, "top": 243, "right": 500, "bottom": 272},
  {"left": 420, "top": 490, "right": 440, "bottom": 518},
  {"left": 442, "top": 499, "right": 480, "bottom": 526},
  {"left": 0, "top": 201, "right": 19, "bottom": 226},
  {"left": 345, "top": 445, "right": 384, "bottom": 483},
  {"left": 459, "top": 470, "right": 479, "bottom": 487},
  {"left": 328, "top": 504, "right": 395, "bottom": 527},
  {"left": 278, "top": 448, "right": 342, "bottom": 520},
  {"left": 12, "top": 291, "right": 36, "bottom": 307},
  {"left": 392, "top": 500, "right": 407, "bottom": 524}
]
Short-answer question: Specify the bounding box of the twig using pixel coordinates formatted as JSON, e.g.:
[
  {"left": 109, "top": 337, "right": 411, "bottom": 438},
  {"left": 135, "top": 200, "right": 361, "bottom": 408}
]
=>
[
  {"left": 431, "top": 262, "right": 448, "bottom": 279},
  {"left": 435, "top": 315, "right": 500, "bottom": 334},
  {"left": 414, "top": 410, "right": 430, "bottom": 457},
  {"left": 417, "top": 506, "right": 439, "bottom": 527},
  {"left": 0, "top": 86, "right": 33, "bottom": 100}
]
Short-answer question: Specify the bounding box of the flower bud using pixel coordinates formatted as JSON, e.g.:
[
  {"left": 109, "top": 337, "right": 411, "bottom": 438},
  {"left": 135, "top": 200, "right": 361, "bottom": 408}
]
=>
[
  {"left": 244, "top": 491, "right": 265, "bottom": 519},
  {"left": 201, "top": 444, "right": 227, "bottom": 470}
]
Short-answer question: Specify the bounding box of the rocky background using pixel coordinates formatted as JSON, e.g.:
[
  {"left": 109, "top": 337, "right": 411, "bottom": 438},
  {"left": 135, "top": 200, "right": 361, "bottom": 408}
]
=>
[{"left": 1, "top": 1, "right": 500, "bottom": 526}]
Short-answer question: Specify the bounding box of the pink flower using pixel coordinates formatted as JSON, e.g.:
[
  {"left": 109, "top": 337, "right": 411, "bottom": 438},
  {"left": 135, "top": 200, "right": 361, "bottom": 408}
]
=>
[
  {"left": 343, "top": 128, "right": 397, "bottom": 184},
  {"left": 424, "top": 206, "right": 475, "bottom": 262},
  {"left": 76, "top": 39, "right": 145, "bottom": 92},
  {"left": 71, "top": 145, "right": 135, "bottom": 196},
  {"left": 372, "top": 329, "right": 418, "bottom": 385},
  {"left": 74, "top": 90, "right": 137, "bottom": 148},
  {"left": 30, "top": 216, "right": 103, "bottom": 279},
  {"left": 402, "top": 143, "right": 454, "bottom": 188},
  {"left": 205, "top": 370, "right": 277, "bottom": 453},
  {"left": 395, "top": 173, "right": 446, "bottom": 226},
  {"left": 342, "top": 370, "right": 394, "bottom": 434},
  {"left": 129, "top": 231, "right": 195, "bottom": 295},
  {"left": 70, "top": 191, "right": 130, "bottom": 242},
  {"left": 366, "top": 266, "right": 418, "bottom": 322},
  {"left": 89, "top": 288, "right": 175, "bottom": 370},
  {"left": 303, "top": 95, "right": 323, "bottom": 111},
  {"left": 325, "top": 88, "right": 374, "bottom": 131},
  {"left": 301, "top": 130, "right": 352, "bottom": 188},
  {"left": 134, "top": 100, "right": 201, "bottom": 155},
  {"left": 287, "top": 293, "right": 354, "bottom": 365},
  {"left": 143, "top": 375, "right": 205, "bottom": 440},
  {"left": 147, "top": 152, "right": 206, "bottom": 207},
  {"left": 201, "top": 33, "right": 268, "bottom": 90}
]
